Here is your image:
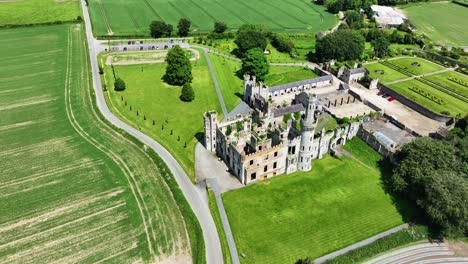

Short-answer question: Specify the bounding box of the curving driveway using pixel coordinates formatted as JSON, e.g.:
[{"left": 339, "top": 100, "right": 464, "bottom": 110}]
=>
[{"left": 80, "top": 1, "right": 223, "bottom": 263}]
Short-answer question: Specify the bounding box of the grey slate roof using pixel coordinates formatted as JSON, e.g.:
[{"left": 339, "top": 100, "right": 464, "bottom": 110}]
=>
[
  {"left": 273, "top": 104, "right": 304, "bottom": 118},
  {"left": 269, "top": 75, "right": 333, "bottom": 92},
  {"left": 349, "top": 67, "right": 367, "bottom": 74}
]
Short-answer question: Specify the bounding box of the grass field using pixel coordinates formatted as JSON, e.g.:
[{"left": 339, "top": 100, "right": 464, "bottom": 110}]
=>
[
  {"left": 389, "top": 79, "right": 468, "bottom": 116},
  {"left": 222, "top": 138, "right": 404, "bottom": 263},
  {"left": 388, "top": 57, "right": 445, "bottom": 76},
  {"left": 365, "top": 62, "right": 410, "bottom": 83},
  {"left": 366, "top": 57, "right": 446, "bottom": 83},
  {"left": 265, "top": 66, "right": 319, "bottom": 86},
  {"left": 0, "top": 0, "right": 80, "bottom": 26},
  {"left": 401, "top": 2, "right": 468, "bottom": 46},
  {"left": 87, "top": 0, "right": 337, "bottom": 36},
  {"left": 208, "top": 191, "right": 232, "bottom": 264},
  {"left": 102, "top": 50, "right": 221, "bottom": 181},
  {"left": 209, "top": 54, "right": 243, "bottom": 112},
  {"left": 209, "top": 52, "right": 320, "bottom": 112},
  {"left": 424, "top": 71, "right": 468, "bottom": 98},
  {"left": 0, "top": 24, "right": 199, "bottom": 263}
]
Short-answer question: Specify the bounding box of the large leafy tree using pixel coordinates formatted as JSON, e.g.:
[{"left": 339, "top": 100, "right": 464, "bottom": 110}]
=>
[
  {"left": 150, "top": 20, "right": 172, "bottom": 38},
  {"left": 314, "top": 29, "right": 365, "bottom": 62},
  {"left": 390, "top": 130, "right": 468, "bottom": 236},
  {"left": 241, "top": 48, "right": 269, "bottom": 81},
  {"left": 177, "top": 18, "right": 191, "bottom": 37},
  {"left": 371, "top": 36, "right": 390, "bottom": 58},
  {"left": 163, "top": 45, "right": 192, "bottom": 85},
  {"left": 235, "top": 24, "right": 269, "bottom": 56}
]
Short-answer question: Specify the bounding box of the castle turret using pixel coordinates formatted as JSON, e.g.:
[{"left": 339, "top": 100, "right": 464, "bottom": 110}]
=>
[
  {"left": 298, "top": 93, "right": 317, "bottom": 171},
  {"left": 204, "top": 111, "right": 218, "bottom": 152}
]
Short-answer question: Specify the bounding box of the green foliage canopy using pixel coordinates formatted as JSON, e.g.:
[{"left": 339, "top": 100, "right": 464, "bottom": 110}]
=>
[
  {"left": 235, "top": 24, "right": 269, "bottom": 56},
  {"left": 164, "top": 45, "right": 193, "bottom": 85},
  {"left": 180, "top": 83, "right": 195, "bottom": 102},
  {"left": 241, "top": 48, "right": 269, "bottom": 81},
  {"left": 177, "top": 18, "right": 191, "bottom": 37},
  {"left": 149, "top": 20, "right": 173, "bottom": 38},
  {"left": 114, "top": 77, "right": 126, "bottom": 91},
  {"left": 315, "top": 30, "right": 365, "bottom": 62}
]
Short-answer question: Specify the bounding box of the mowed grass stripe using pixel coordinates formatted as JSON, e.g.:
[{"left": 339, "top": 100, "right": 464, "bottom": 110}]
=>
[{"left": 223, "top": 152, "right": 403, "bottom": 263}]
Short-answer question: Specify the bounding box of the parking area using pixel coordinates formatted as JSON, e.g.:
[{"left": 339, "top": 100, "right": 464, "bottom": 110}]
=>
[
  {"left": 95, "top": 39, "right": 190, "bottom": 53},
  {"left": 351, "top": 85, "right": 443, "bottom": 136}
]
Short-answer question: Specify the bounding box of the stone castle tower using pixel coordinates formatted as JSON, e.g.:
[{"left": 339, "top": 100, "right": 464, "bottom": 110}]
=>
[
  {"left": 298, "top": 94, "right": 318, "bottom": 171},
  {"left": 204, "top": 111, "right": 218, "bottom": 152}
]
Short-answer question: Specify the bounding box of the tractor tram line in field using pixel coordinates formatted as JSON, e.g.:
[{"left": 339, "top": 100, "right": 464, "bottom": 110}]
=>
[{"left": 63, "top": 27, "right": 157, "bottom": 259}]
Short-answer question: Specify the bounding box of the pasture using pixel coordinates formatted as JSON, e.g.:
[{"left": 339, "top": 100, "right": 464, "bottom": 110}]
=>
[
  {"left": 401, "top": 2, "right": 468, "bottom": 46},
  {"left": 102, "top": 50, "right": 222, "bottom": 181},
  {"left": 0, "top": 0, "right": 80, "bottom": 26},
  {"left": 87, "top": 0, "right": 337, "bottom": 36},
  {"left": 0, "top": 24, "right": 196, "bottom": 263},
  {"left": 222, "top": 139, "right": 404, "bottom": 264}
]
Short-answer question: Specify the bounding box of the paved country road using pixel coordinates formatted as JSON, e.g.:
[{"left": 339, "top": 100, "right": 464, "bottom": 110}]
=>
[{"left": 79, "top": 2, "right": 223, "bottom": 263}]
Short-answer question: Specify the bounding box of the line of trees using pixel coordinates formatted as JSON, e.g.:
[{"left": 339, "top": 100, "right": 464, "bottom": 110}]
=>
[{"left": 149, "top": 18, "right": 192, "bottom": 38}]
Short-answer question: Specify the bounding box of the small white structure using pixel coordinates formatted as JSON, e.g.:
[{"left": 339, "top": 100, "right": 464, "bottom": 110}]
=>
[{"left": 371, "top": 5, "right": 407, "bottom": 27}]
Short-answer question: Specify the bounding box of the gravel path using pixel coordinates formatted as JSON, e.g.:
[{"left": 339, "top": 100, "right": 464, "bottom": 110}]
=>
[{"left": 80, "top": 1, "right": 223, "bottom": 263}]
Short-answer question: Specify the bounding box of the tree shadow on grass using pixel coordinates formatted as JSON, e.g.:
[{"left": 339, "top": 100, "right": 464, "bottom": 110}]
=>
[
  {"left": 194, "top": 132, "right": 204, "bottom": 145},
  {"left": 377, "top": 158, "right": 443, "bottom": 240},
  {"left": 377, "top": 158, "right": 423, "bottom": 223}
]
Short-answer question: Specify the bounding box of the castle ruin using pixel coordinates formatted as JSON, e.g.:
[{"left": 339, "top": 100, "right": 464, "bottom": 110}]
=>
[{"left": 204, "top": 72, "right": 363, "bottom": 185}]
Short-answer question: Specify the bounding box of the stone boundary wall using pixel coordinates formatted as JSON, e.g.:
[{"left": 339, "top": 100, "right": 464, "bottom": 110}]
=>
[
  {"left": 377, "top": 83, "right": 452, "bottom": 123},
  {"left": 414, "top": 50, "right": 468, "bottom": 69},
  {"left": 348, "top": 89, "right": 383, "bottom": 112},
  {"left": 314, "top": 67, "right": 331, "bottom": 77}
]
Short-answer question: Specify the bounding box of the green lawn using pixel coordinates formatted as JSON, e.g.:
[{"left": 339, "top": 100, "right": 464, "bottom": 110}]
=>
[
  {"left": 88, "top": 0, "right": 337, "bottom": 36},
  {"left": 389, "top": 57, "right": 445, "bottom": 76},
  {"left": 265, "top": 66, "right": 319, "bottom": 86},
  {"left": 389, "top": 79, "right": 468, "bottom": 116},
  {"left": 0, "top": 0, "right": 80, "bottom": 26},
  {"left": 208, "top": 191, "right": 233, "bottom": 264},
  {"left": 424, "top": 71, "right": 468, "bottom": 98},
  {"left": 365, "top": 62, "right": 410, "bottom": 83},
  {"left": 0, "top": 24, "right": 196, "bottom": 263},
  {"left": 401, "top": 2, "right": 468, "bottom": 46},
  {"left": 223, "top": 142, "right": 404, "bottom": 263},
  {"left": 209, "top": 53, "right": 319, "bottom": 112},
  {"left": 209, "top": 53, "right": 243, "bottom": 112},
  {"left": 103, "top": 50, "right": 221, "bottom": 181}
]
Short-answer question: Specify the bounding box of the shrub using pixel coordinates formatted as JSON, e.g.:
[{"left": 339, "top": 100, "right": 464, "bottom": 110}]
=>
[
  {"left": 114, "top": 78, "right": 126, "bottom": 91},
  {"left": 180, "top": 83, "right": 195, "bottom": 102}
]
